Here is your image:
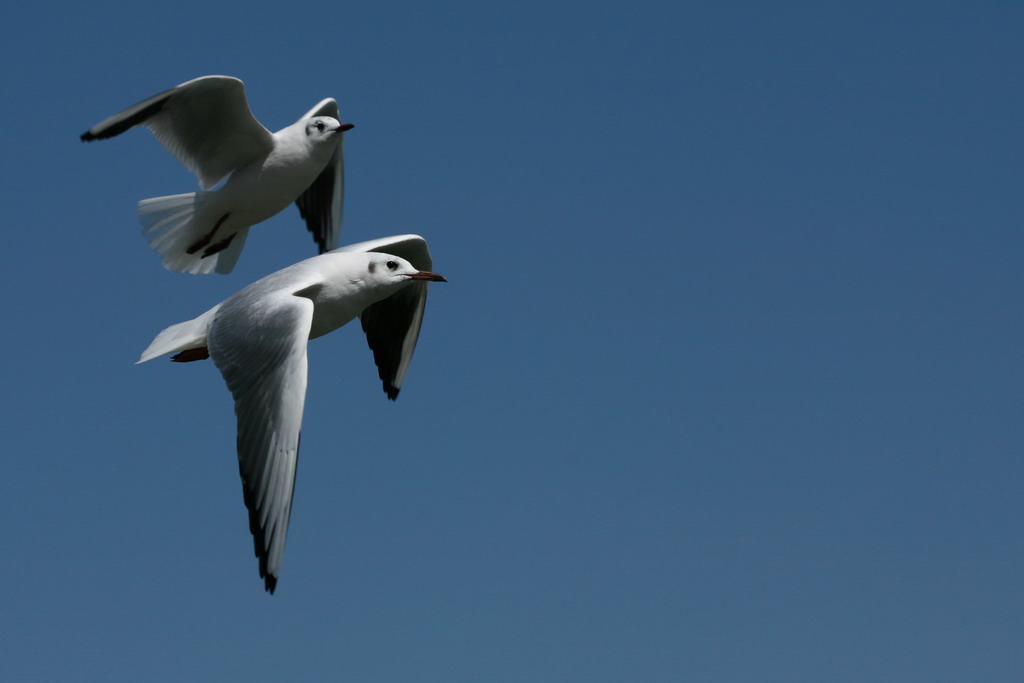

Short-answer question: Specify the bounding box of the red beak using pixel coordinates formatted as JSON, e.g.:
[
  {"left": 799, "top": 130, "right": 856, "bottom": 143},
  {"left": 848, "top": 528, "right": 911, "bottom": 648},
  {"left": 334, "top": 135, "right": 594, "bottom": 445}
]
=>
[
  {"left": 407, "top": 270, "right": 447, "bottom": 282},
  {"left": 337, "top": 122, "right": 355, "bottom": 133}
]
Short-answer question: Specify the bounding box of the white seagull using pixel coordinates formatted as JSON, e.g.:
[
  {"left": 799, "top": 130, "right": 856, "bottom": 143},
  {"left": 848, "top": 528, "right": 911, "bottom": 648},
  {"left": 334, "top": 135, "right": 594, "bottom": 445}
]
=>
[
  {"left": 81, "top": 75, "right": 353, "bottom": 274},
  {"left": 137, "top": 234, "right": 447, "bottom": 592}
]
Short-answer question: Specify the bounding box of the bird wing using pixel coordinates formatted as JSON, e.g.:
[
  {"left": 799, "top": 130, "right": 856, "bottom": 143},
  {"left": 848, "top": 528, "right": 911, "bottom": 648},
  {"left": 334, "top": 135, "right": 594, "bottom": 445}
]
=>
[
  {"left": 294, "top": 98, "right": 346, "bottom": 253},
  {"left": 335, "top": 235, "right": 435, "bottom": 400},
  {"left": 206, "top": 277, "right": 319, "bottom": 593},
  {"left": 80, "top": 75, "right": 275, "bottom": 190}
]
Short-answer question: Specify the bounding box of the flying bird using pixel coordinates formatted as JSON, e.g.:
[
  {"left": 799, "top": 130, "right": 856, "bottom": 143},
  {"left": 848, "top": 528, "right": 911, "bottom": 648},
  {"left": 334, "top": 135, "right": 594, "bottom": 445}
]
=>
[
  {"left": 81, "top": 75, "right": 353, "bottom": 274},
  {"left": 137, "top": 234, "right": 447, "bottom": 592}
]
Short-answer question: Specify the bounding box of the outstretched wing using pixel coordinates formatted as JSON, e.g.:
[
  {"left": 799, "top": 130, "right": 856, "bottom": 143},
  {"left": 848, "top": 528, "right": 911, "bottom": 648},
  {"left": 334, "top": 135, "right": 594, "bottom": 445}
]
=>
[
  {"left": 295, "top": 98, "right": 347, "bottom": 253},
  {"left": 81, "top": 75, "right": 274, "bottom": 190},
  {"left": 207, "top": 282, "right": 316, "bottom": 593},
  {"left": 335, "top": 235, "right": 435, "bottom": 400}
]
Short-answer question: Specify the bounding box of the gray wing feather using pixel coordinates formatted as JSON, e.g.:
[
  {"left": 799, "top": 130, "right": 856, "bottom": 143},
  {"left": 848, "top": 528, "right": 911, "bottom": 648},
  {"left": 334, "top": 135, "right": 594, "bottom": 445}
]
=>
[
  {"left": 335, "top": 235, "right": 434, "bottom": 400},
  {"left": 295, "top": 98, "right": 345, "bottom": 252},
  {"left": 81, "top": 75, "right": 274, "bottom": 190},
  {"left": 207, "top": 286, "right": 315, "bottom": 593},
  {"left": 358, "top": 284, "right": 428, "bottom": 400}
]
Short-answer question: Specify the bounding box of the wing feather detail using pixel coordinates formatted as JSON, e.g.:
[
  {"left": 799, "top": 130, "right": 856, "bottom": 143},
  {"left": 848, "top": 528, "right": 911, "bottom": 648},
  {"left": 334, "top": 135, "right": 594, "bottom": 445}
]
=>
[
  {"left": 295, "top": 98, "right": 345, "bottom": 252},
  {"left": 81, "top": 75, "right": 274, "bottom": 190},
  {"left": 207, "top": 286, "right": 315, "bottom": 593},
  {"left": 334, "top": 235, "right": 435, "bottom": 399}
]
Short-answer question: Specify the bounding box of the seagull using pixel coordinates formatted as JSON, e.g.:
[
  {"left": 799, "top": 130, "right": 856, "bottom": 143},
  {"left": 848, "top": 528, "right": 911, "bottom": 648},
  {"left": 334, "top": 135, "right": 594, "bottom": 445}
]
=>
[
  {"left": 137, "top": 234, "right": 446, "bottom": 592},
  {"left": 81, "top": 75, "right": 353, "bottom": 274}
]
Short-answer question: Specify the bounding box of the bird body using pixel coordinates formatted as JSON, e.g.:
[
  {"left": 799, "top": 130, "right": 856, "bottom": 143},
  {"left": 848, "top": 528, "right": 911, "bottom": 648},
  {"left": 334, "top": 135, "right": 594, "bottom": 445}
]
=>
[
  {"left": 141, "top": 250, "right": 393, "bottom": 360},
  {"left": 138, "top": 235, "right": 446, "bottom": 592},
  {"left": 82, "top": 76, "right": 352, "bottom": 274}
]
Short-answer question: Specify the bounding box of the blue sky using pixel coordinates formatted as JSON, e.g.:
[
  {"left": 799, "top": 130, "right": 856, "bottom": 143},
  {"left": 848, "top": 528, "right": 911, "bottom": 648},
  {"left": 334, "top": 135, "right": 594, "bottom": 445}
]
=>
[{"left": 2, "top": 1, "right": 1022, "bottom": 680}]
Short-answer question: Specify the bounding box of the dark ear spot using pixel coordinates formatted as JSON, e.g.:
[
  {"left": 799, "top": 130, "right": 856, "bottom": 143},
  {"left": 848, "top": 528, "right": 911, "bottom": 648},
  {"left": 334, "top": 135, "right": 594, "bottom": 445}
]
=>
[{"left": 368, "top": 261, "right": 376, "bottom": 273}]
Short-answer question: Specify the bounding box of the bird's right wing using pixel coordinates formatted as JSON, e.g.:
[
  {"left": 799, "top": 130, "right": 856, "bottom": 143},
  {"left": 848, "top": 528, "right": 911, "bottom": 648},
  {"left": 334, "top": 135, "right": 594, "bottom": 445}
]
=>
[
  {"left": 335, "top": 235, "right": 435, "bottom": 400},
  {"left": 80, "top": 75, "right": 275, "bottom": 190},
  {"left": 206, "top": 279, "right": 317, "bottom": 593},
  {"left": 295, "top": 98, "right": 346, "bottom": 253}
]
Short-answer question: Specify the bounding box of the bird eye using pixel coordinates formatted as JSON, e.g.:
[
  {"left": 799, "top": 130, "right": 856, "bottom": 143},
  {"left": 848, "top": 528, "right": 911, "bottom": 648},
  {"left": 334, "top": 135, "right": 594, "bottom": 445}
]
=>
[
  {"left": 315, "top": 121, "right": 325, "bottom": 132},
  {"left": 386, "top": 260, "right": 398, "bottom": 271}
]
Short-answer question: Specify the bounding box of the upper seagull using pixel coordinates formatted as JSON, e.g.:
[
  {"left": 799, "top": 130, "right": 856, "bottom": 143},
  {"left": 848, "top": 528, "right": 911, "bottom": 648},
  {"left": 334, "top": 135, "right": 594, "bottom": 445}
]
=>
[
  {"left": 137, "top": 234, "right": 446, "bottom": 593},
  {"left": 81, "top": 75, "right": 353, "bottom": 274}
]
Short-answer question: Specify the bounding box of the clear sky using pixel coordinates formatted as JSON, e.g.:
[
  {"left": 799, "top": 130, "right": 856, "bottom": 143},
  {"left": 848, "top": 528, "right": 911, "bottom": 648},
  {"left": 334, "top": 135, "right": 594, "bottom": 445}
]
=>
[{"left": 2, "top": 1, "right": 1022, "bottom": 681}]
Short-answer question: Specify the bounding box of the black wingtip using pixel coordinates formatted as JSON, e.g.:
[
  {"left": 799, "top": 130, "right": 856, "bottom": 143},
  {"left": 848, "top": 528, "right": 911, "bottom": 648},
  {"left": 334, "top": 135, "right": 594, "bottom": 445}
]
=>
[
  {"left": 242, "top": 466, "right": 280, "bottom": 595},
  {"left": 257, "top": 545, "right": 278, "bottom": 594},
  {"left": 80, "top": 95, "right": 170, "bottom": 143},
  {"left": 386, "top": 386, "right": 400, "bottom": 401}
]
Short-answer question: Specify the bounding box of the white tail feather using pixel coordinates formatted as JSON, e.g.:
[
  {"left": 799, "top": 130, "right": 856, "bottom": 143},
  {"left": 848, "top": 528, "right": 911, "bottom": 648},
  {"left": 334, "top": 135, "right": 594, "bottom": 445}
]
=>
[
  {"left": 214, "top": 226, "right": 249, "bottom": 274},
  {"left": 138, "top": 193, "right": 242, "bottom": 275},
  {"left": 137, "top": 304, "right": 222, "bottom": 364}
]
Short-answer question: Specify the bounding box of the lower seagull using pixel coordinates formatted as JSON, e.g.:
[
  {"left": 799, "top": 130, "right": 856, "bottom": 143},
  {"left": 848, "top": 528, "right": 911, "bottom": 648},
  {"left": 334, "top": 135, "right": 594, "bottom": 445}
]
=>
[{"left": 137, "top": 234, "right": 447, "bottom": 593}]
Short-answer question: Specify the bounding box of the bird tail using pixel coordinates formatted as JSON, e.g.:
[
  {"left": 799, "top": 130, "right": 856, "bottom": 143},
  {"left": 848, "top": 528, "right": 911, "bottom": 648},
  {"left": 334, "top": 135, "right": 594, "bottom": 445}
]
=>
[
  {"left": 137, "top": 304, "right": 222, "bottom": 364},
  {"left": 211, "top": 226, "right": 249, "bottom": 274},
  {"left": 137, "top": 193, "right": 246, "bottom": 275}
]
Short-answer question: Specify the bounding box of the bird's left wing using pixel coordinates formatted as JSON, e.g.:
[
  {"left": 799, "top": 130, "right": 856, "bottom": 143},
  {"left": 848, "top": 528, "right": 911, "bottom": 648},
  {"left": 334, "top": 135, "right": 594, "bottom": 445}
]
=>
[
  {"left": 206, "top": 276, "right": 319, "bottom": 593},
  {"left": 335, "top": 235, "right": 436, "bottom": 400},
  {"left": 80, "top": 76, "right": 275, "bottom": 190},
  {"left": 295, "top": 98, "right": 346, "bottom": 253}
]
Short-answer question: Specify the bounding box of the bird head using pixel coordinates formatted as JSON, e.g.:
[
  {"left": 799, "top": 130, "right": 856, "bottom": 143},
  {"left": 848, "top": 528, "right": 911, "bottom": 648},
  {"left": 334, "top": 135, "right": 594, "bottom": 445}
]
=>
[
  {"left": 304, "top": 116, "right": 353, "bottom": 141},
  {"left": 364, "top": 253, "right": 447, "bottom": 291}
]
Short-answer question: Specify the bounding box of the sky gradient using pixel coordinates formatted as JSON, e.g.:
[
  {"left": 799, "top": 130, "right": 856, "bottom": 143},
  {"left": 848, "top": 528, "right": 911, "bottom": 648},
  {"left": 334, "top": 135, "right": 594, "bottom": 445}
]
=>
[{"left": 2, "top": 1, "right": 1022, "bottom": 681}]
